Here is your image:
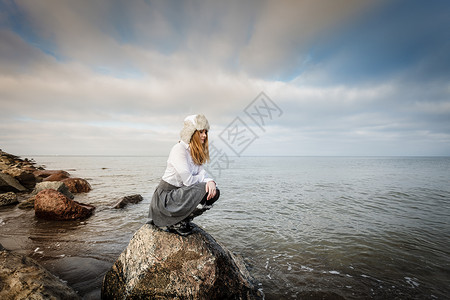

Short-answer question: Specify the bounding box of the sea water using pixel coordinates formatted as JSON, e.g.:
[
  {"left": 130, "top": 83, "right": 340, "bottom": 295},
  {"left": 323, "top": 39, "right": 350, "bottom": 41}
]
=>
[{"left": 0, "top": 156, "right": 449, "bottom": 299}]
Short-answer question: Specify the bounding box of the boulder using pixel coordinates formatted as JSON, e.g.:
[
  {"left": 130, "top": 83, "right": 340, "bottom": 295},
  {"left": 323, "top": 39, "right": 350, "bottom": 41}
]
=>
[
  {"left": 62, "top": 178, "right": 92, "bottom": 193},
  {"left": 34, "top": 189, "right": 95, "bottom": 221},
  {"left": 113, "top": 194, "right": 144, "bottom": 209},
  {"left": 3, "top": 167, "right": 37, "bottom": 189},
  {"left": 34, "top": 170, "right": 70, "bottom": 181},
  {"left": 43, "top": 172, "right": 71, "bottom": 182},
  {"left": 0, "top": 244, "right": 80, "bottom": 299},
  {"left": 0, "top": 173, "right": 27, "bottom": 193},
  {"left": 0, "top": 192, "right": 18, "bottom": 207},
  {"left": 32, "top": 181, "right": 74, "bottom": 199},
  {"left": 102, "top": 223, "right": 263, "bottom": 300}
]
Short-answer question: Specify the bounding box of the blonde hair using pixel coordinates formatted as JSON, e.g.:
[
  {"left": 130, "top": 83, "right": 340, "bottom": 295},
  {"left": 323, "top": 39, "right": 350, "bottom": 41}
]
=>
[{"left": 189, "top": 130, "right": 210, "bottom": 165}]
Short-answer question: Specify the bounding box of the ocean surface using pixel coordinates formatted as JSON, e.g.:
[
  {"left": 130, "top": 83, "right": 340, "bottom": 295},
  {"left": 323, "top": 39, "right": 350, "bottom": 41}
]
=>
[{"left": 1, "top": 156, "right": 449, "bottom": 299}]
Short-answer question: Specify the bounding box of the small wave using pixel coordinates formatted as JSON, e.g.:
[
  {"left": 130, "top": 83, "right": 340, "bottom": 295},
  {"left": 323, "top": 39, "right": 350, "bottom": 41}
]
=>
[
  {"left": 404, "top": 277, "right": 420, "bottom": 288},
  {"left": 287, "top": 263, "right": 292, "bottom": 271},
  {"left": 34, "top": 247, "right": 44, "bottom": 255},
  {"left": 301, "top": 265, "right": 313, "bottom": 272},
  {"left": 361, "top": 274, "right": 382, "bottom": 282},
  {"left": 328, "top": 270, "right": 340, "bottom": 275}
]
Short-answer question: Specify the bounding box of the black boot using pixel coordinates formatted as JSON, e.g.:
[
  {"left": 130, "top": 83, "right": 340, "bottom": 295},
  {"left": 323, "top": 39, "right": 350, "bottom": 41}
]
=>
[
  {"left": 167, "top": 220, "right": 193, "bottom": 236},
  {"left": 189, "top": 208, "right": 205, "bottom": 219}
]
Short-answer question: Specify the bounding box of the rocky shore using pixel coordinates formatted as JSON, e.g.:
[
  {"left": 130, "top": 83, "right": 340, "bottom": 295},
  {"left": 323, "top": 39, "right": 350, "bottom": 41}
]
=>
[
  {"left": 1, "top": 149, "right": 96, "bottom": 298},
  {"left": 0, "top": 243, "right": 81, "bottom": 299},
  {"left": 0, "top": 150, "right": 94, "bottom": 220},
  {"left": 0, "top": 150, "right": 263, "bottom": 299}
]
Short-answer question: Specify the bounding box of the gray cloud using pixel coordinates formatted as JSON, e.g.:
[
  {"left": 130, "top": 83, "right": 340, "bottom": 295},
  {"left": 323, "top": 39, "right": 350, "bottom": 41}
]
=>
[
  {"left": 239, "top": 0, "right": 381, "bottom": 79},
  {"left": 8, "top": 0, "right": 379, "bottom": 77},
  {"left": 1, "top": 0, "right": 449, "bottom": 156}
]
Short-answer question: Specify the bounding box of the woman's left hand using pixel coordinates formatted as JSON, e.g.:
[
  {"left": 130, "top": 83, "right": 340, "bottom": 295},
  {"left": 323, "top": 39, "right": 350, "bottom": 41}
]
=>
[{"left": 205, "top": 181, "right": 216, "bottom": 201}]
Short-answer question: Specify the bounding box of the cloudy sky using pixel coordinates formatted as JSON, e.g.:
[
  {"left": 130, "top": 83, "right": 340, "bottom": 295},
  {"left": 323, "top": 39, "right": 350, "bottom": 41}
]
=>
[{"left": 1, "top": 0, "right": 449, "bottom": 156}]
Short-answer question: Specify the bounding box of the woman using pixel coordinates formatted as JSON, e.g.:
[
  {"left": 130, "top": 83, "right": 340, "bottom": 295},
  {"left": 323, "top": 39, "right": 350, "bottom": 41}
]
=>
[{"left": 149, "top": 114, "right": 220, "bottom": 236}]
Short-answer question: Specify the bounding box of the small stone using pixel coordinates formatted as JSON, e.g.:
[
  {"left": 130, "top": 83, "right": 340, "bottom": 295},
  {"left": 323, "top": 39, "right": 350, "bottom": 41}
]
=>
[
  {"left": 17, "top": 195, "right": 36, "bottom": 209},
  {"left": 113, "top": 194, "right": 144, "bottom": 209},
  {"left": 0, "top": 192, "right": 18, "bottom": 207}
]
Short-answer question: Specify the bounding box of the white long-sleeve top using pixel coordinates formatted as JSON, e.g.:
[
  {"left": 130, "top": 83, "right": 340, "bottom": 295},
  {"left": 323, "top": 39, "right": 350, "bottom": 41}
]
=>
[{"left": 162, "top": 140, "right": 214, "bottom": 187}]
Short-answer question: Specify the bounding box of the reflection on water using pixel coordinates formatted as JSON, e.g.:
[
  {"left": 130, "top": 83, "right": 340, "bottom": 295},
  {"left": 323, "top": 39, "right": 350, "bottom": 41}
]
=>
[{"left": 1, "top": 156, "right": 449, "bottom": 299}]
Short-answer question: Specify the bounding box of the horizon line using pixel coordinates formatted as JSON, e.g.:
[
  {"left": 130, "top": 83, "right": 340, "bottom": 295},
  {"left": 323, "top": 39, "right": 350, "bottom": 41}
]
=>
[{"left": 15, "top": 154, "right": 450, "bottom": 158}]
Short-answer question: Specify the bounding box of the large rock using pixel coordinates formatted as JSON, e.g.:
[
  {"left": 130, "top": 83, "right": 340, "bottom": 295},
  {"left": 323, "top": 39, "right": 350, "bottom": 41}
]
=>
[
  {"left": 43, "top": 172, "right": 71, "bottom": 182},
  {"left": 0, "top": 192, "right": 18, "bottom": 207},
  {"left": 102, "top": 223, "right": 263, "bottom": 300},
  {"left": 113, "top": 194, "right": 144, "bottom": 209},
  {"left": 2, "top": 167, "right": 36, "bottom": 189},
  {"left": 21, "top": 182, "right": 74, "bottom": 210},
  {"left": 0, "top": 173, "right": 27, "bottom": 193},
  {"left": 32, "top": 181, "right": 74, "bottom": 199},
  {"left": 34, "top": 189, "right": 95, "bottom": 220},
  {"left": 62, "top": 178, "right": 92, "bottom": 193},
  {"left": 34, "top": 170, "right": 70, "bottom": 181},
  {"left": 0, "top": 243, "right": 80, "bottom": 299}
]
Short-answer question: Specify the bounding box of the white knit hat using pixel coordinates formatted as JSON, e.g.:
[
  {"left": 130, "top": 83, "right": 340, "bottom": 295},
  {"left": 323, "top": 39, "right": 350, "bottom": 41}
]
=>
[{"left": 180, "top": 114, "right": 210, "bottom": 144}]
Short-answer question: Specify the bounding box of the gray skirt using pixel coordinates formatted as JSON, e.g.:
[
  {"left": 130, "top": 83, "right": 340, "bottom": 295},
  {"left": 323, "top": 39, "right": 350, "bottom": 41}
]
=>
[{"left": 149, "top": 180, "right": 207, "bottom": 227}]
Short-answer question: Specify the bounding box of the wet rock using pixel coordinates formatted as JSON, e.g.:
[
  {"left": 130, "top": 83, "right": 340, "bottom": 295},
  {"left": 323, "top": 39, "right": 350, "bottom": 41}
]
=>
[
  {"left": 0, "top": 150, "right": 19, "bottom": 168},
  {"left": 34, "top": 170, "right": 70, "bottom": 181},
  {"left": 0, "top": 244, "right": 80, "bottom": 299},
  {"left": 21, "top": 162, "right": 38, "bottom": 173},
  {"left": 0, "top": 161, "right": 9, "bottom": 171},
  {"left": 18, "top": 195, "right": 36, "bottom": 209},
  {"left": 34, "top": 189, "right": 95, "bottom": 221},
  {"left": 0, "top": 192, "right": 18, "bottom": 207},
  {"left": 44, "top": 172, "right": 71, "bottom": 182},
  {"left": 42, "top": 256, "right": 112, "bottom": 299},
  {"left": 0, "top": 151, "right": 39, "bottom": 170},
  {"left": 113, "top": 194, "right": 143, "bottom": 209},
  {"left": 102, "top": 223, "right": 263, "bottom": 300},
  {"left": 62, "top": 178, "right": 92, "bottom": 193},
  {"left": 0, "top": 173, "right": 27, "bottom": 193},
  {"left": 2, "top": 167, "right": 36, "bottom": 189},
  {"left": 32, "top": 181, "right": 74, "bottom": 199}
]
